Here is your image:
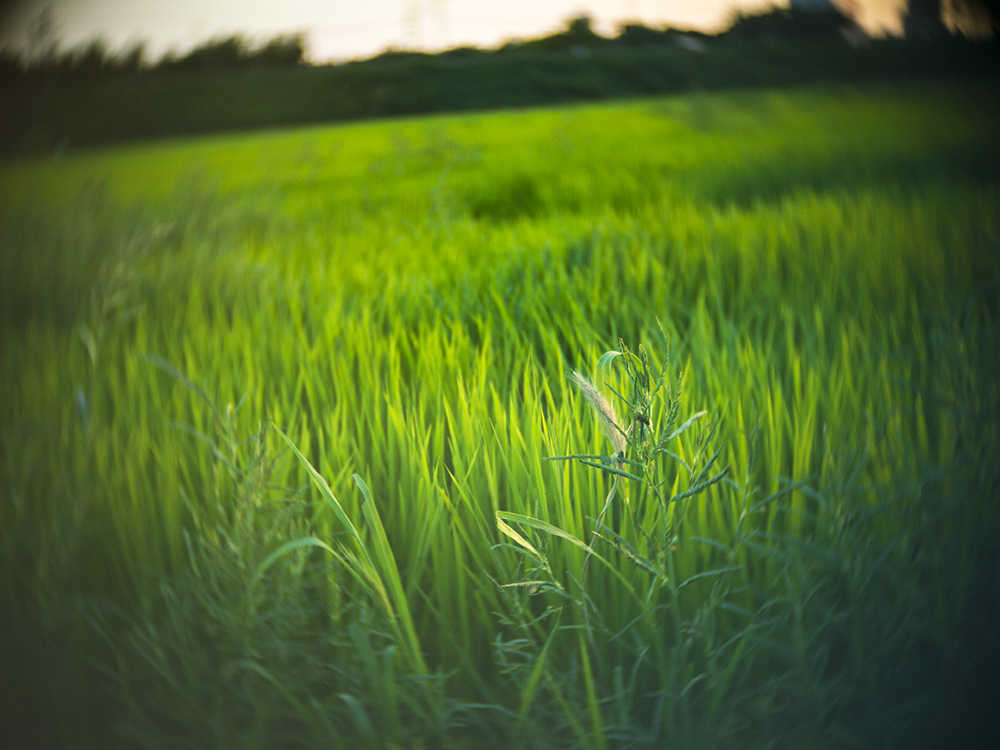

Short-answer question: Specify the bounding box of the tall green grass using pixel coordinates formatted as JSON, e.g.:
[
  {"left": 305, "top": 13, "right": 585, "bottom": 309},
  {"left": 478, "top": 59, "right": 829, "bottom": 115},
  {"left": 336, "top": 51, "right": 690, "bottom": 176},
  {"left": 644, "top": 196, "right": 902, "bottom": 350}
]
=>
[{"left": 1, "top": 82, "right": 998, "bottom": 748}]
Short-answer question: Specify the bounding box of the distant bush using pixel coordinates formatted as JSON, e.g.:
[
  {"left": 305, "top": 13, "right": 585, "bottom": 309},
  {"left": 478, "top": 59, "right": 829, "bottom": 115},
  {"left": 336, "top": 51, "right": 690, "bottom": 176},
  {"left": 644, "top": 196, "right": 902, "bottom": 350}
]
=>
[
  {"left": 500, "top": 14, "right": 609, "bottom": 54},
  {"left": 616, "top": 23, "right": 672, "bottom": 47},
  {"left": 368, "top": 48, "right": 434, "bottom": 65},
  {"left": 615, "top": 23, "right": 716, "bottom": 49},
  {"left": 725, "top": 6, "right": 858, "bottom": 43},
  {"left": 254, "top": 34, "right": 307, "bottom": 66},
  {"left": 4, "top": 39, "right": 147, "bottom": 77},
  {"left": 161, "top": 33, "right": 306, "bottom": 70},
  {"left": 162, "top": 35, "right": 247, "bottom": 70},
  {"left": 62, "top": 40, "right": 145, "bottom": 75},
  {"left": 438, "top": 46, "right": 488, "bottom": 60},
  {"left": 2, "top": 32, "right": 306, "bottom": 77}
]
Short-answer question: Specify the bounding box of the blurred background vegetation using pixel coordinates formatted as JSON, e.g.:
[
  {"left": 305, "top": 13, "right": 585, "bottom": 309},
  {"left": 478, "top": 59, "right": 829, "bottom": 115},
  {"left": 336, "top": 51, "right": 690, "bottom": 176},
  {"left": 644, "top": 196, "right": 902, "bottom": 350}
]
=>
[{"left": 1, "top": 1, "right": 998, "bottom": 156}]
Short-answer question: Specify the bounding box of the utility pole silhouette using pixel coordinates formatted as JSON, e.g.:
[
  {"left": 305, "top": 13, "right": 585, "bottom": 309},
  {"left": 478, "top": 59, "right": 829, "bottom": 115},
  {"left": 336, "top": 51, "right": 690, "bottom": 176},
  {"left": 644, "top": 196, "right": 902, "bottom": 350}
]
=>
[
  {"left": 429, "top": 0, "right": 450, "bottom": 50},
  {"left": 403, "top": 1, "right": 423, "bottom": 50}
]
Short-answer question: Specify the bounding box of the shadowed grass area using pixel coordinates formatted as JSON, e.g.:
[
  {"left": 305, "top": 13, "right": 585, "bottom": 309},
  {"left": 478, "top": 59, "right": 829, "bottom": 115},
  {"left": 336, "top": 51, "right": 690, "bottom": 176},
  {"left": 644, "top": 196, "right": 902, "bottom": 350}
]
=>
[{"left": 1, "top": 82, "right": 999, "bottom": 748}]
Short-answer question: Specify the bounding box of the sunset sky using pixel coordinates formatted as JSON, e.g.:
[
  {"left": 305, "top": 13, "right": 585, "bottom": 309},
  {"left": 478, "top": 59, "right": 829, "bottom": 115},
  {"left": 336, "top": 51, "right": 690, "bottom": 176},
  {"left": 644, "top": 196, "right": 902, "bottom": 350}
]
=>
[{"left": 0, "top": 0, "right": 909, "bottom": 63}]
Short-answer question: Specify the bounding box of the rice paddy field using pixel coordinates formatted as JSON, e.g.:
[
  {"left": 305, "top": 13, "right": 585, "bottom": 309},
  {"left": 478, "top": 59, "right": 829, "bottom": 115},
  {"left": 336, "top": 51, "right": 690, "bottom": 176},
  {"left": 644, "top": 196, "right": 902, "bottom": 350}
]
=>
[{"left": 1, "top": 81, "right": 999, "bottom": 749}]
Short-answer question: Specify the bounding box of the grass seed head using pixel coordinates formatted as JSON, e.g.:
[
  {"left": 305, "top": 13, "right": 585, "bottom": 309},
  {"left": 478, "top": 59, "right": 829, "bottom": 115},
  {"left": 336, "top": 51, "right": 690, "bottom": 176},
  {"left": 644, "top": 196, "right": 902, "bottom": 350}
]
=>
[{"left": 571, "top": 370, "right": 627, "bottom": 457}]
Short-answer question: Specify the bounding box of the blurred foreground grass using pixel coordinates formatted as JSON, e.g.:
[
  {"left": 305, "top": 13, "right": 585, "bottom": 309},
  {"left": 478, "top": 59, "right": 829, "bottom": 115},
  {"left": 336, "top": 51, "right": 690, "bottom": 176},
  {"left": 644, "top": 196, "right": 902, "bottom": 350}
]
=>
[{"left": 1, "top": 82, "right": 999, "bottom": 748}]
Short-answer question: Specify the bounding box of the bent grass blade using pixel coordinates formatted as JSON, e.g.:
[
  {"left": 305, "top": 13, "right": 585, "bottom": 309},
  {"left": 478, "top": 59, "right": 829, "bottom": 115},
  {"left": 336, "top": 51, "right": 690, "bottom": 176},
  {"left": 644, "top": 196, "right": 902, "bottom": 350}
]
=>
[
  {"left": 496, "top": 511, "right": 642, "bottom": 603},
  {"left": 275, "top": 426, "right": 428, "bottom": 676}
]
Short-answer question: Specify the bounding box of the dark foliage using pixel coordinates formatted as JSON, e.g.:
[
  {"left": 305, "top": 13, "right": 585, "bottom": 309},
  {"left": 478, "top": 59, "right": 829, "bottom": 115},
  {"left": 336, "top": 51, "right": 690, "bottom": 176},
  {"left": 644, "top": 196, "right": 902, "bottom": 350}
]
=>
[
  {"left": 2, "top": 8, "right": 1000, "bottom": 157},
  {"left": 500, "top": 14, "right": 608, "bottom": 54},
  {"left": 8, "top": 32, "right": 306, "bottom": 78},
  {"left": 948, "top": 0, "right": 1000, "bottom": 36},
  {"left": 1, "top": 40, "right": 998, "bottom": 157},
  {"left": 161, "top": 33, "right": 306, "bottom": 70},
  {"left": 616, "top": 23, "right": 674, "bottom": 47},
  {"left": 724, "top": 6, "right": 858, "bottom": 43},
  {"left": 905, "top": 0, "right": 999, "bottom": 39},
  {"left": 905, "top": 0, "right": 952, "bottom": 39}
]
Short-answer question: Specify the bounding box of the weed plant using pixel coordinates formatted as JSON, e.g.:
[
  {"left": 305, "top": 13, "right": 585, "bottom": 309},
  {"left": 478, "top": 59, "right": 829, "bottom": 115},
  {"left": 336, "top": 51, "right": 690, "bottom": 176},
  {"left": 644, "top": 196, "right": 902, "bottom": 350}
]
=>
[{"left": 1, "top": 83, "right": 998, "bottom": 748}]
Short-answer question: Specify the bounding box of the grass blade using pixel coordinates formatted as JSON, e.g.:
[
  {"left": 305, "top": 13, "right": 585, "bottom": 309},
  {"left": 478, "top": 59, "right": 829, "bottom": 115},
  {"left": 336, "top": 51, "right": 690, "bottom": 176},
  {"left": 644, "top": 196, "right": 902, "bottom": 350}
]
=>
[
  {"left": 251, "top": 536, "right": 335, "bottom": 588},
  {"left": 355, "top": 473, "right": 429, "bottom": 676}
]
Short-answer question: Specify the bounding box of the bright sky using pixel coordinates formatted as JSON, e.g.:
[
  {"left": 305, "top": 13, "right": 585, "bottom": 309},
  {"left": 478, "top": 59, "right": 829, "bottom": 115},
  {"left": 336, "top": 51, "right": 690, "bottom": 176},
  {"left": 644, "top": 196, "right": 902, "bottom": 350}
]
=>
[{"left": 0, "top": 0, "right": 908, "bottom": 63}]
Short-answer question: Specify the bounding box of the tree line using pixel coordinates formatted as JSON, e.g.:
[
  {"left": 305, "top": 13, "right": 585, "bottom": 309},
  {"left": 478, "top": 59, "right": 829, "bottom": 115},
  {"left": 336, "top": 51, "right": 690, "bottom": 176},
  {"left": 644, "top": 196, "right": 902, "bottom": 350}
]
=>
[
  {"left": 0, "top": 30, "right": 307, "bottom": 78},
  {"left": 1, "top": 1, "right": 995, "bottom": 81}
]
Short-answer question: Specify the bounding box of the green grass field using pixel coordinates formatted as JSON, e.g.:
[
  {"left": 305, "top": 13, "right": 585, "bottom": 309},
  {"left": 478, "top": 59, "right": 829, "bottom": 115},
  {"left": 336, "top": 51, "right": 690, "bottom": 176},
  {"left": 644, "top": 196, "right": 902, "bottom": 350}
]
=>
[{"left": 2, "top": 81, "right": 999, "bottom": 749}]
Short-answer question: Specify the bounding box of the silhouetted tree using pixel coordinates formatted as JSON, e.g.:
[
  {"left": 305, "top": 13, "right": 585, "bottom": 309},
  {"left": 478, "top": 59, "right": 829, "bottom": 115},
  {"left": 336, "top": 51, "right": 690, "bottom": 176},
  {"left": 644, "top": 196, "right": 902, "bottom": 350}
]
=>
[
  {"left": 161, "top": 33, "right": 307, "bottom": 70},
  {"left": 69, "top": 40, "right": 110, "bottom": 75},
  {"left": 498, "top": 14, "right": 607, "bottom": 54},
  {"left": 725, "top": 5, "right": 857, "bottom": 42},
  {"left": 565, "top": 15, "right": 598, "bottom": 41},
  {"left": 983, "top": 0, "right": 1000, "bottom": 30},
  {"left": 26, "top": 5, "right": 58, "bottom": 67},
  {"left": 253, "top": 33, "right": 306, "bottom": 66},
  {"left": 616, "top": 23, "right": 671, "bottom": 47},
  {"left": 904, "top": 0, "right": 950, "bottom": 39},
  {"left": 170, "top": 35, "right": 248, "bottom": 70},
  {"left": 118, "top": 43, "right": 146, "bottom": 73},
  {"left": 948, "top": 0, "right": 1000, "bottom": 36}
]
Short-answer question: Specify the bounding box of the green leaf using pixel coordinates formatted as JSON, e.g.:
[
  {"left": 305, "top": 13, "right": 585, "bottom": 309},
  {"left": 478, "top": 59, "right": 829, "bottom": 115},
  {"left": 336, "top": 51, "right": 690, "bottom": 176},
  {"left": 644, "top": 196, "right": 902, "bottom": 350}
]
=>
[
  {"left": 496, "top": 512, "right": 640, "bottom": 600},
  {"left": 546, "top": 672, "right": 590, "bottom": 749},
  {"left": 659, "top": 410, "right": 707, "bottom": 445},
  {"left": 692, "top": 445, "right": 724, "bottom": 485},
  {"left": 691, "top": 536, "right": 730, "bottom": 554},
  {"left": 501, "top": 580, "right": 553, "bottom": 590},
  {"left": 578, "top": 459, "right": 644, "bottom": 482},
  {"left": 580, "top": 633, "right": 608, "bottom": 750},
  {"left": 595, "top": 526, "right": 662, "bottom": 578},
  {"left": 78, "top": 323, "right": 98, "bottom": 366},
  {"left": 670, "top": 465, "right": 730, "bottom": 505},
  {"left": 251, "top": 536, "right": 335, "bottom": 589},
  {"left": 595, "top": 350, "right": 621, "bottom": 394},
  {"left": 517, "top": 617, "right": 559, "bottom": 728},
  {"left": 592, "top": 475, "right": 619, "bottom": 534},
  {"left": 655, "top": 448, "right": 691, "bottom": 472},
  {"left": 339, "top": 693, "right": 380, "bottom": 750},
  {"left": 274, "top": 427, "right": 367, "bottom": 559},
  {"left": 355, "top": 474, "right": 429, "bottom": 677},
  {"left": 546, "top": 454, "right": 644, "bottom": 468},
  {"left": 705, "top": 637, "right": 750, "bottom": 726},
  {"left": 139, "top": 352, "right": 223, "bottom": 427},
  {"left": 349, "top": 622, "right": 381, "bottom": 692},
  {"left": 678, "top": 565, "right": 745, "bottom": 590},
  {"left": 497, "top": 511, "right": 593, "bottom": 553},
  {"left": 497, "top": 516, "right": 541, "bottom": 559}
]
